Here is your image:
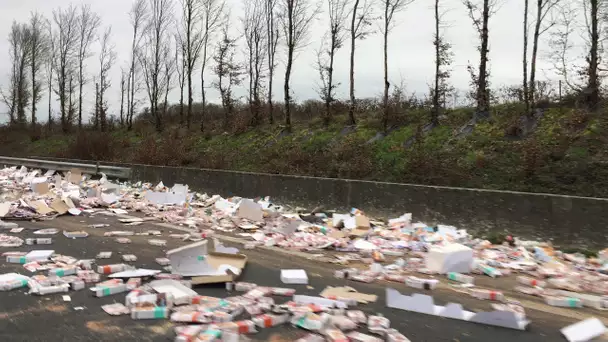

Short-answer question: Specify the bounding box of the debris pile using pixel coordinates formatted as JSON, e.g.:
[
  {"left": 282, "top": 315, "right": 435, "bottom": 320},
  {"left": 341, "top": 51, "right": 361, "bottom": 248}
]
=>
[{"left": 1, "top": 165, "right": 608, "bottom": 341}]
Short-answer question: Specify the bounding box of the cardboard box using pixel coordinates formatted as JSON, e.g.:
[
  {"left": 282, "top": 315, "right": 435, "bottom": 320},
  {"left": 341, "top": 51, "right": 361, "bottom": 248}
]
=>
[
  {"left": 190, "top": 252, "right": 248, "bottom": 285},
  {"left": 167, "top": 241, "right": 209, "bottom": 276},
  {"left": 425, "top": 243, "right": 473, "bottom": 274}
]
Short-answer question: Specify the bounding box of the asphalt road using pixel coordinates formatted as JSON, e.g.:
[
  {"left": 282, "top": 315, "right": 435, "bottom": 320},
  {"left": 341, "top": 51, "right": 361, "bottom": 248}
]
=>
[{"left": 0, "top": 213, "right": 607, "bottom": 342}]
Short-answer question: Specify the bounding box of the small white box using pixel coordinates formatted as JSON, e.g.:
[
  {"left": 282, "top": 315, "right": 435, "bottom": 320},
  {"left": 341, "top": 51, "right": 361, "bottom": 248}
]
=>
[
  {"left": 425, "top": 243, "right": 473, "bottom": 274},
  {"left": 281, "top": 269, "right": 308, "bottom": 284}
]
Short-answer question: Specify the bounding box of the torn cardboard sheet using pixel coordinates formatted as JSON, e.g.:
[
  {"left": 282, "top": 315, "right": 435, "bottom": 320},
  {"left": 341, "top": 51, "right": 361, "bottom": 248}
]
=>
[
  {"left": 0, "top": 202, "right": 10, "bottom": 217},
  {"left": 33, "top": 182, "right": 49, "bottom": 195},
  {"left": 50, "top": 199, "right": 70, "bottom": 215},
  {"left": 68, "top": 169, "right": 82, "bottom": 184},
  {"left": 385, "top": 288, "right": 529, "bottom": 330},
  {"left": 320, "top": 286, "right": 377, "bottom": 304},
  {"left": 190, "top": 253, "right": 248, "bottom": 285},
  {"left": 167, "top": 241, "right": 210, "bottom": 276},
  {"left": 109, "top": 269, "right": 161, "bottom": 278},
  {"left": 237, "top": 199, "right": 263, "bottom": 222},
  {"left": 29, "top": 201, "right": 55, "bottom": 215}
]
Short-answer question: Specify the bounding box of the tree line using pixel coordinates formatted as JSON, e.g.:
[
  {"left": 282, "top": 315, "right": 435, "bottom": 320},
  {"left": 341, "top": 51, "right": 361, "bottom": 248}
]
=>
[{"left": 0, "top": 0, "right": 605, "bottom": 135}]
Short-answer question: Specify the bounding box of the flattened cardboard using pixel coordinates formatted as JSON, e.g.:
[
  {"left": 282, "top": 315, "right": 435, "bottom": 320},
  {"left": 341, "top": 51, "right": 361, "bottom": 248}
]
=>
[
  {"left": 33, "top": 182, "right": 49, "bottom": 195},
  {"left": 0, "top": 202, "right": 11, "bottom": 217},
  {"left": 68, "top": 169, "right": 82, "bottom": 184},
  {"left": 50, "top": 198, "right": 70, "bottom": 215},
  {"left": 190, "top": 252, "right": 248, "bottom": 285},
  {"left": 320, "top": 286, "right": 377, "bottom": 304},
  {"left": 29, "top": 200, "right": 54, "bottom": 215},
  {"left": 236, "top": 199, "right": 263, "bottom": 222}
]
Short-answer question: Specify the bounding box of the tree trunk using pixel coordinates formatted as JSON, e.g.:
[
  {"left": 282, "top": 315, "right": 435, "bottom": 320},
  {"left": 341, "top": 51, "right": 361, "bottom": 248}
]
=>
[
  {"left": 78, "top": 62, "right": 84, "bottom": 129},
  {"left": 431, "top": 0, "right": 441, "bottom": 126},
  {"left": 348, "top": 0, "right": 359, "bottom": 126},
  {"left": 284, "top": 45, "right": 293, "bottom": 132},
  {"left": 200, "top": 41, "right": 208, "bottom": 132},
  {"left": 179, "top": 83, "right": 185, "bottom": 126},
  {"left": 522, "top": 0, "right": 529, "bottom": 114},
  {"left": 476, "top": 0, "right": 490, "bottom": 117},
  {"left": 324, "top": 43, "right": 335, "bottom": 127},
  {"left": 382, "top": 20, "right": 389, "bottom": 134},
  {"left": 529, "top": 0, "right": 542, "bottom": 116},
  {"left": 587, "top": 0, "right": 599, "bottom": 111}
]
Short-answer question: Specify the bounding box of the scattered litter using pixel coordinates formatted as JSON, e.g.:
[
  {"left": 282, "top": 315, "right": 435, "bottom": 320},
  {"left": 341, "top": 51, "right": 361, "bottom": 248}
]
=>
[
  {"left": 10, "top": 227, "right": 23, "bottom": 233},
  {"left": 63, "top": 231, "right": 88, "bottom": 239},
  {"left": 96, "top": 252, "right": 112, "bottom": 259},
  {"left": 281, "top": 269, "right": 308, "bottom": 284},
  {"left": 122, "top": 254, "right": 137, "bottom": 262},
  {"left": 26, "top": 238, "right": 52, "bottom": 245},
  {"left": 148, "top": 239, "right": 167, "bottom": 247},
  {"left": 560, "top": 317, "right": 607, "bottom": 342},
  {"left": 33, "top": 228, "right": 59, "bottom": 235},
  {"left": 62, "top": 295, "right": 71, "bottom": 302},
  {"left": 102, "top": 303, "right": 131, "bottom": 316}
]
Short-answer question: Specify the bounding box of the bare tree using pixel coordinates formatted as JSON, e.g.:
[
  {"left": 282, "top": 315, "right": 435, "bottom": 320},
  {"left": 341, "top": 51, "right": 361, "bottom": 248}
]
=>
[
  {"left": 199, "top": 0, "right": 227, "bottom": 132},
  {"left": 29, "top": 12, "right": 49, "bottom": 128},
  {"left": 523, "top": 0, "right": 530, "bottom": 113},
  {"left": 463, "top": 0, "right": 498, "bottom": 120},
  {"left": 581, "top": 0, "right": 602, "bottom": 111},
  {"left": 119, "top": 68, "right": 126, "bottom": 126},
  {"left": 430, "top": 0, "right": 453, "bottom": 126},
  {"left": 279, "top": 0, "right": 320, "bottom": 132},
  {"left": 243, "top": 0, "right": 267, "bottom": 127},
  {"left": 162, "top": 43, "right": 176, "bottom": 120},
  {"left": 379, "top": 0, "right": 415, "bottom": 133},
  {"left": 548, "top": 2, "right": 578, "bottom": 91},
  {"left": 180, "top": 0, "right": 205, "bottom": 129},
  {"left": 97, "top": 27, "right": 116, "bottom": 132},
  {"left": 76, "top": 4, "right": 101, "bottom": 128},
  {"left": 128, "top": 0, "right": 148, "bottom": 130},
  {"left": 140, "top": 0, "right": 174, "bottom": 133},
  {"left": 317, "top": 0, "right": 349, "bottom": 127},
  {"left": 46, "top": 20, "right": 55, "bottom": 128},
  {"left": 175, "top": 32, "right": 187, "bottom": 125},
  {"left": 212, "top": 26, "right": 243, "bottom": 130},
  {"left": 348, "top": 0, "right": 374, "bottom": 126},
  {"left": 1, "top": 22, "right": 31, "bottom": 126},
  {"left": 528, "top": 0, "right": 559, "bottom": 114},
  {"left": 52, "top": 5, "right": 80, "bottom": 133},
  {"left": 265, "top": 0, "right": 281, "bottom": 125}
]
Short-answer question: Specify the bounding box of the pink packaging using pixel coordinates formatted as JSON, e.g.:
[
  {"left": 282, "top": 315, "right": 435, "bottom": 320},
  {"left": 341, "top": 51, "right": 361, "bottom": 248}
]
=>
[
  {"left": 367, "top": 315, "right": 390, "bottom": 334},
  {"left": 174, "top": 325, "right": 205, "bottom": 342},
  {"left": 386, "top": 329, "right": 412, "bottom": 342},
  {"left": 252, "top": 314, "right": 290, "bottom": 328},
  {"left": 346, "top": 310, "right": 366, "bottom": 324},
  {"left": 270, "top": 287, "right": 296, "bottom": 296},
  {"left": 324, "top": 328, "right": 348, "bottom": 342},
  {"left": 346, "top": 331, "right": 383, "bottom": 342},
  {"left": 170, "top": 311, "right": 211, "bottom": 323}
]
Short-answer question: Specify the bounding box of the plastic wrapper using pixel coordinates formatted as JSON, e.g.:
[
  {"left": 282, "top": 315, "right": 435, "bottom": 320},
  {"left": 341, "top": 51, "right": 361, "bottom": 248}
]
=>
[
  {"left": 270, "top": 287, "right": 296, "bottom": 296},
  {"left": 131, "top": 293, "right": 174, "bottom": 309},
  {"left": 346, "top": 331, "right": 383, "bottom": 342},
  {"left": 243, "top": 287, "right": 272, "bottom": 300},
  {"left": 131, "top": 305, "right": 169, "bottom": 320},
  {"left": 102, "top": 303, "right": 131, "bottom": 316},
  {"left": 92, "top": 283, "right": 128, "bottom": 297},
  {"left": 469, "top": 289, "right": 504, "bottom": 301},
  {"left": 97, "top": 264, "right": 131, "bottom": 275},
  {"left": 329, "top": 315, "right": 357, "bottom": 331},
  {"left": 196, "top": 329, "right": 222, "bottom": 342},
  {"left": 212, "top": 311, "right": 234, "bottom": 323},
  {"left": 171, "top": 311, "right": 212, "bottom": 323},
  {"left": 252, "top": 313, "right": 290, "bottom": 328},
  {"left": 516, "top": 276, "right": 545, "bottom": 287},
  {"left": 405, "top": 276, "right": 439, "bottom": 290},
  {"left": 544, "top": 296, "right": 583, "bottom": 308},
  {"left": 324, "top": 328, "right": 348, "bottom": 342},
  {"left": 0, "top": 273, "right": 29, "bottom": 291},
  {"left": 346, "top": 310, "right": 366, "bottom": 324},
  {"left": 386, "top": 329, "right": 412, "bottom": 342},
  {"left": 48, "top": 267, "right": 77, "bottom": 277},
  {"left": 211, "top": 320, "right": 257, "bottom": 334},
  {"left": 234, "top": 282, "right": 257, "bottom": 292},
  {"left": 447, "top": 272, "right": 474, "bottom": 284},
  {"left": 190, "top": 295, "right": 222, "bottom": 305},
  {"left": 384, "top": 274, "right": 407, "bottom": 283},
  {"left": 70, "top": 279, "right": 85, "bottom": 291},
  {"left": 126, "top": 278, "right": 142, "bottom": 290},
  {"left": 115, "top": 237, "right": 132, "bottom": 244},
  {"left": 348, "top": 274, "right": 375, "bottom": 283},
  {"left": 367, "top": 315, "right": 390, "bottom": 334},
  {"left": 291, "top": 313, "right": 329, "bottom": 331},
  {"left": 31, "top": 283, "right": 70, "bottom": 295},
  {"left": 175, "top": 325, "right": 205, "bottom": 342}
]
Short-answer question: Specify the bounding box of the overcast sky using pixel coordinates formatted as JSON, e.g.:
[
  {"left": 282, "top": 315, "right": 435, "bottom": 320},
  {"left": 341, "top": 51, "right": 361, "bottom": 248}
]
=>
[{"left": 0, "top": 0, "right": 586, "bottom": 123}]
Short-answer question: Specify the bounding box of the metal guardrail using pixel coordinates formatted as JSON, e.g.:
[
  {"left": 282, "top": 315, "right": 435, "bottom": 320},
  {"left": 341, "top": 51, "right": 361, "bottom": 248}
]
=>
[{"left": 0, "top": 156, "right": 132, "bottom": 179}]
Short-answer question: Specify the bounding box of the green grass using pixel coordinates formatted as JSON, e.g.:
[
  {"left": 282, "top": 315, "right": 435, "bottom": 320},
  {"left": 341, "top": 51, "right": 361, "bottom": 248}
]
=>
[{"left": 5, "top": 106, "right": 608, "bottom": 197}]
